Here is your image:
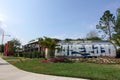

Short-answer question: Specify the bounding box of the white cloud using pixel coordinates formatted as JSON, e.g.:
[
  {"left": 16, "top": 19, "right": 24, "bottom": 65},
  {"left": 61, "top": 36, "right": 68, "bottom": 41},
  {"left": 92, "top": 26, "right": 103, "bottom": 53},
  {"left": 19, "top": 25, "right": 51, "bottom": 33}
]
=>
[
  {"left": 0, "top": 28, "right": 4, "bottom": 35},
  {"left": 0, "top": 9, "right": 24, "bottom": 44},
  {"left": 0, "top": 21, "right": 4, "bottom": 34},
  {"left": 0, "top": 14, "right": 8, "bottom": 34},
  {"left": 0, "top": 14, "right": 7, "bottom": 22},
  {"left": 0, "top": 22, "right": 7, "bottom": 30}
]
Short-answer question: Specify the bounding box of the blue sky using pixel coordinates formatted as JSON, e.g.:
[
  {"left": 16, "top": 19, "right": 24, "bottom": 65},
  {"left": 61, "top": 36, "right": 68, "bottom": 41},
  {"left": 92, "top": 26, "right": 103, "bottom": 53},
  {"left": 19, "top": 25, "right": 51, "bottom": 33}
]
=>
[{"left": 0, "top": 0, "right": 120, "bottom": 44}]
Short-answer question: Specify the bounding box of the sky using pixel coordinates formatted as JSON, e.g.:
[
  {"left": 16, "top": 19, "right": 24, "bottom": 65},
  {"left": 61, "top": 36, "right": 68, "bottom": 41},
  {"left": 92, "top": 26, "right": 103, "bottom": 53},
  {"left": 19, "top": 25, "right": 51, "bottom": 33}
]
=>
[{"left": 0, "top": 0, "right": 120, "bottom": 45}]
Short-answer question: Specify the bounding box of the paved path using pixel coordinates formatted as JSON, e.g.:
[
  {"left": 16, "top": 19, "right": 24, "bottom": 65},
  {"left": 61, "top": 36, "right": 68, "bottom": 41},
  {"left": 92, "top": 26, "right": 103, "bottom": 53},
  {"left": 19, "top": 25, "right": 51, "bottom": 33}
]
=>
[{"left": 0, "top": 57, "right": 88, "bottom": 80}]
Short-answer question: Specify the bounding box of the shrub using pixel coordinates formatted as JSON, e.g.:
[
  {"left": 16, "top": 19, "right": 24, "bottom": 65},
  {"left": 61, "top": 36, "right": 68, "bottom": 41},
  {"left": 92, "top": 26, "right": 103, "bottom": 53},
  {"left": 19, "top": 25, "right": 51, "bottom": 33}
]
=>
[
  {"left": 40, "top": 59, "right": 49, "bottom": 63},
  {"left": 19, "top": 52, "right": 24, "bottom": 57},
  {"left": 13, "top": 53, "right": 18, "bottom": 57},
  {"left": 48, "top": 57, "right": 71, "bottom": 63},
  {"left": 40, "top": 57, "right": 72, "bottom": 63},
  {"left": 21, "top": 51, "right": 42, "bottom": 58},
  {"left": 116, "top": 48, "right": 120, "bottom": 58}
]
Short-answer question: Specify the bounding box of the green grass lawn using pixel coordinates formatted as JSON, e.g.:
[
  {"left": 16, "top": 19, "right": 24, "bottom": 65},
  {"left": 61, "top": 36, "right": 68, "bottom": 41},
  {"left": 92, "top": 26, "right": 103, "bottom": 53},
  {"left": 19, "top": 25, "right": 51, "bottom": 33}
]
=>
[{"left": 3, "top": 57, "right": 120, "bottom": 80}]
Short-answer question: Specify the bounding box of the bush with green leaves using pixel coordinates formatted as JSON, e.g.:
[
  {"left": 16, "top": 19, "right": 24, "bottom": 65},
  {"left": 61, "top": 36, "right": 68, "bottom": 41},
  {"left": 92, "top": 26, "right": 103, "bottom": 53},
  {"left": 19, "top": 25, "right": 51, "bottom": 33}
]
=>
[
  {"left": 20, "top": 51, "right": 41, "bottom": 58},
  {"left": 116, "top": 48, "right": 120, "bottom": 58},
  {"left": 12, "top": 51, "right": 42, "bottom": 58}
]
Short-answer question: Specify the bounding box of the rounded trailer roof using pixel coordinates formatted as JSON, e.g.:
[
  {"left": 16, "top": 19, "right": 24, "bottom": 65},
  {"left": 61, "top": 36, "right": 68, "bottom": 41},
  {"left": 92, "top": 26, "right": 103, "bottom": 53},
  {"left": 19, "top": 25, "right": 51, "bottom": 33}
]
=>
[{"left": 59, "top": 41, "right": 114, "bottom": 45}]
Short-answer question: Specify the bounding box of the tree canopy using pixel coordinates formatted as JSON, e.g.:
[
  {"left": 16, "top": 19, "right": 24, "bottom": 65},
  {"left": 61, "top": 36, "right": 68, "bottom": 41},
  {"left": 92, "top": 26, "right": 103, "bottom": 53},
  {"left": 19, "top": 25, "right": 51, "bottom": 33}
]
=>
[
  {"left": 86, "top": 30, "right": 101, "bottom": 40},
  {"left": 38, "top": 37, "right": 56, "bottom": 49},
  {"left": 38, "top": 37, "right": 56, "bottom": 58},
  {"left": 8, "top": 38, "right": 21, "bottom": 53},
  {"left": 96, "top": 10, "right": 115, "bottom": 40},
  {"left": 96, "top": 8, "right": 120, "bottom": 46},
  {"left": 112, "top": 8, "right": 120, "bottom": 46}
]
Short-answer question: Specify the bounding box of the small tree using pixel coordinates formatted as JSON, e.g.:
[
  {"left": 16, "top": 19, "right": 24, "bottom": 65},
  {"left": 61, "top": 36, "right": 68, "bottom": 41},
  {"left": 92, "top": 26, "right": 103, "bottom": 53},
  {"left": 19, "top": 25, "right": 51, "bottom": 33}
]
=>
[
  {"left": 11, "top": 38, "right": 21, "bottom": 47},
  {"left": 7, "top": 39, "right": 21, "bottom": 56},
  {"left": 38, "top": 37, "right": 56, "bottom": 59},
  {"left": 86, "top": 30, "right": 101, "bottom": 40},
  {"left": 96, "top": 10, "right": 115, "bottom": 40}
]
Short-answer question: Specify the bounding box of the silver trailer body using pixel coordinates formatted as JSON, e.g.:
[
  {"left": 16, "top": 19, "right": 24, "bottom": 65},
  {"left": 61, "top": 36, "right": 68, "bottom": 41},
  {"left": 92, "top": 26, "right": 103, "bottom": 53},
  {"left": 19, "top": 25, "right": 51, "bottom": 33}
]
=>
[{"left": 55, "top": 41, "right": 116, "bottom": 57}]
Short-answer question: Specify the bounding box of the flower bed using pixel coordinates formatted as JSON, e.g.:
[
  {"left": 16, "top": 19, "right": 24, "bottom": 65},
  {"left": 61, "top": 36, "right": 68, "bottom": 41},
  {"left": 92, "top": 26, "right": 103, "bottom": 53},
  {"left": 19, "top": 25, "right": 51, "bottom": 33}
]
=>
[
  {"left": 40, "top": 57, "right": 120, "bottom": 64},
  {"left": 40, "top": 57, "right": 72, "bottom": 63},
  {"left": 78, "top": 57, "right": 120, "bottom": 64}
]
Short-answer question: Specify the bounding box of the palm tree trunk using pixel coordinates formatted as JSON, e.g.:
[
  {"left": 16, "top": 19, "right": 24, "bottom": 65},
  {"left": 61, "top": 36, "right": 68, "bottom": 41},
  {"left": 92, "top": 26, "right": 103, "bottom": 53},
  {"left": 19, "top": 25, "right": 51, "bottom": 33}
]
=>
[{"left": 45, "top": 48, "right": 50, "bottom": 59}]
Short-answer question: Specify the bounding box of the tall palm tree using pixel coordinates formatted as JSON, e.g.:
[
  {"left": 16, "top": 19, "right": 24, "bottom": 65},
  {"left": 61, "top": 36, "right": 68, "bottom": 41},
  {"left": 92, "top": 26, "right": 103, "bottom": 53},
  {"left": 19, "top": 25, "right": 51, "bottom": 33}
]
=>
[{"left": 38, "top": 37, "right": 56, "bottom": 59}]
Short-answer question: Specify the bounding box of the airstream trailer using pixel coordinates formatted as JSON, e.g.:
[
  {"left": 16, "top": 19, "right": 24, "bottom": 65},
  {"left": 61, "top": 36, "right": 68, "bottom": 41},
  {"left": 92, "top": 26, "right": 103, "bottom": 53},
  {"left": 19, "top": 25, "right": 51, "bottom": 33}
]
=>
[{"left": 55, "top": 41, "right": 116, "bottom": 57}]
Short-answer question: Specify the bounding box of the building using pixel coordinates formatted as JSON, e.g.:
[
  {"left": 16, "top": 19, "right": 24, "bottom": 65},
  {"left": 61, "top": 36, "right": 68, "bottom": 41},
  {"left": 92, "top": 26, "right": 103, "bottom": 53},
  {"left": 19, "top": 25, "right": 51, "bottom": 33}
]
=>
[
  {"left": 4, "top": 41, "right": 14, "bottom": 56},
  {"left": 22, "top": 38, "right": 61, "bottom": 53},
  {"left": 55, "top": 41, "right": 116, "bottom": 57},
  {"left": 22, "top": 39, "right": 41, "bottom": 52}
]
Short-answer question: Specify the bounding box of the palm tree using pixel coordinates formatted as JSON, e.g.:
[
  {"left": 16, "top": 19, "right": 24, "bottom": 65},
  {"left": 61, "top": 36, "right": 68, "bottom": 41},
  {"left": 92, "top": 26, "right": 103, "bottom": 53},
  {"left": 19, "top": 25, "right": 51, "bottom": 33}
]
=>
[{"left": 38, "top": 37, "right": 56, "bottom": 59}]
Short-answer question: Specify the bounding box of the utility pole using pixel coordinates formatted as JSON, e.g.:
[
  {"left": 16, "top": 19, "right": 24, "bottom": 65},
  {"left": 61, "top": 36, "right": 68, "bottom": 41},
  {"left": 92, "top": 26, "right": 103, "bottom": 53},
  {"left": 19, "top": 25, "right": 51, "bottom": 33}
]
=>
[
  {"left": 1, "top": 32, "right": 10, "bottom": 56},
  {"left": 1, "top": 32, "right": 10, "bottom": 45}
]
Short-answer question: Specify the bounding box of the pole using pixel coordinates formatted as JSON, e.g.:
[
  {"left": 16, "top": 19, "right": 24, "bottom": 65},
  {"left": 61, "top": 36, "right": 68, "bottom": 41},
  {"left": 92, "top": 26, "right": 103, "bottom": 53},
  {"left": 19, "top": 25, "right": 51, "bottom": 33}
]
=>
[
  {"left": 1, "top": 32, "right": 4, "bottom": 45},
  {"left": 1, "top": 32, "right": 10, "bottom": 56},
  {"left": 0, "top": 32, "right": 4, "bottom": 56}
]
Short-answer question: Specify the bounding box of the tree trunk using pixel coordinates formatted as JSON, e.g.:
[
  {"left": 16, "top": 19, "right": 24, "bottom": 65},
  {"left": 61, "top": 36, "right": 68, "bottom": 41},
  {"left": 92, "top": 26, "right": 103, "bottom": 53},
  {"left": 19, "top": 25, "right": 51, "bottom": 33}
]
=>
[
  {"left": 45, "top": 48, "right": 50, "bottom": 59},
  {"left": 108, "top": 23, "right": 111, "bottom": 40}
]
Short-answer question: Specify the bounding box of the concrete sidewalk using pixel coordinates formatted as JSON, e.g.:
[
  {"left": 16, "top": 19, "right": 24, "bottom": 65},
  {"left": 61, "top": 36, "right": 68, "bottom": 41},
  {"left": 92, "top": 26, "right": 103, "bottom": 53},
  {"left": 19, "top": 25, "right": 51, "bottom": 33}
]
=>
[{"left": 0, "top": 57, "right": 88, "bottom": 80}]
